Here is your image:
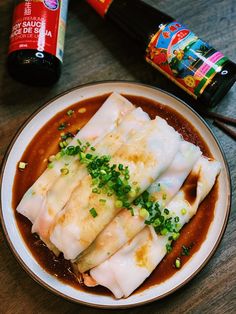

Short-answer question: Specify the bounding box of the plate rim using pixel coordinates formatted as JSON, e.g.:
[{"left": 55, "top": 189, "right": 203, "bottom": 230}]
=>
[{"left": 0, "top": 80, "right": 232, "bottom": 309}]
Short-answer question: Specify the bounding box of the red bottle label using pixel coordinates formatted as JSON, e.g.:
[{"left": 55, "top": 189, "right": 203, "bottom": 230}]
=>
[
  {"left": 8, "top": 0, "right": 68, "bottom": 62},
  {"left": 86, "top": 0, "right": 113, "bottom": 17},
  {"left": 146, "top": 21, "right": 229, "bottom": 98}
]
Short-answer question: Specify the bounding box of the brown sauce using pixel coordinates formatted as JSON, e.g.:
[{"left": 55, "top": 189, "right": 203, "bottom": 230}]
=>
[
  {"left": 12, "top": 93, "right": 217, "bottom": 296},
  {"left": 182, "top": 172, "right": 199, "bottom": 205}
]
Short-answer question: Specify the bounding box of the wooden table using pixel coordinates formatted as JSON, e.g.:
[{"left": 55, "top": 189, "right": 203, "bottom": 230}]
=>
[{"left": 0, "top": 0, "right": 235, "bottom": 313}]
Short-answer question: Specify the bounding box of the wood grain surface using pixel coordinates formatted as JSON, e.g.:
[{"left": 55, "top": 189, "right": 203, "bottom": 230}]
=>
[{"left": 0, "top": 0, "right": 235, "bottom": 313}]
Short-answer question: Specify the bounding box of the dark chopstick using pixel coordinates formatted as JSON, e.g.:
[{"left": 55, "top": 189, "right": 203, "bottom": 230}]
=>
[
  {"left": 200, "top": 111, "right": 236, "bottom": 126},
  {"left": 213, "top": 120, "right": 236, "bottom": 140}
]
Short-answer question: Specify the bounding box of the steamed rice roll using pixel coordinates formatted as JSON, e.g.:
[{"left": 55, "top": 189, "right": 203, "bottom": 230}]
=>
[
  {"left": 88, "top": 157, "right": 221, "bottom": 298},
  {"left": 76, "top": 140, "right": 202, "bottom": 272},
  {"left": 16, "top": 93, "right": 134, "bottom": 224},
  {"left": 32, "top": 107, "right": 150, "bottom": 240},
  {"left": 50, "top": 116, "right": 181, "bottom": 260}
]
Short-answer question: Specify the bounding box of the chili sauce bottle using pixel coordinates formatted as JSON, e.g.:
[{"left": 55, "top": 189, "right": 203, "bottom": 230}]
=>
[
  {"left": 7, "top": 0, "right": 68, "bottom": 85},
  {"left": 86, "top": 0, "right": 236, "bottom": 107}
]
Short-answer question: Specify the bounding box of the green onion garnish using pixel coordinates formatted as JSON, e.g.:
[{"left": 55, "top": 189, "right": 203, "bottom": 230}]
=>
[
  {"left": 99, "top": 199, "right": 106, "bottom": 203},
  {"left": 47, "top": 163, "right": 54, "bottom": 169},
  {"left": 162, "top": 193, "right": 167, "bottom": 200},
  {"left": 18, "top": 162, "right": 27, "bottom": 170},
  {"left": 58, "top": 122, "right": 67, "bottom": 130},
  {"left": 172, "top": 232, "right": 180, "bottom": 241},
  {"left": 166, "top": 243, "right": 172, "bottom": 253},
  {"left": 139, "top": 208, "right": 149, "bottom": 219},
  {"left": 60, "top": 168, "right": 69, "bottom": 175},
  {"left": 181, "top": 245, "right": 190, "bottom": 256},
  {"left": 175, "top": 257, "right": 181, "bottom": 269},
  {"left": 115, "top": 200, "right": 123, "bottom": 208},
  {"left": 67, "top": 109, "right": 74, "bottom": 116},
  {"left": 174, "top": 216, "right": 180, "bottom": 223},
  {"left": 89, "top": 208, "right": 97, "bottom": 218},
  {"left": 164, "top": 208, "right": 169, "bottom": 215}
]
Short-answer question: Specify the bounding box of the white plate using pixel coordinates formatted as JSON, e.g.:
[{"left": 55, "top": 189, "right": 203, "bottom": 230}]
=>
[{"left": 0, "top": 82, "right": 231, "bottom": 308}]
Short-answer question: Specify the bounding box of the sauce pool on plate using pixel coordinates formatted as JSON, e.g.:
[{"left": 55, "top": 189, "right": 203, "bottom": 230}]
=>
[{"left": 12, "top": 94, "right": 218, "bottom": 296}]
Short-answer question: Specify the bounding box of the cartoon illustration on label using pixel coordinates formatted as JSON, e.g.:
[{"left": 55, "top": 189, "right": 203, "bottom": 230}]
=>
[
  {"left": 44, "top": 0, "right": 59, "bottom": 11},
  {"left": 146, "top": 21, "right": 229, "bottom": 98}
]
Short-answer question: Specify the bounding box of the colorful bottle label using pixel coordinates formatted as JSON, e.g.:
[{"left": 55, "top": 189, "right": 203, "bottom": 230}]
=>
[
  {"left": 146, "top": 21, "right": 229, "bottom": 98},
  {"left": 8, "top": 0, "right": 68, "bottom": 62},
  {"left": 86, "top": 0, "right": 113, "bottom": 17}
]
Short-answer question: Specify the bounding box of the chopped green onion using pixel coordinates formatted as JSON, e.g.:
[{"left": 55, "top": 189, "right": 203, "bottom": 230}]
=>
[
  {"left": 164, "top": 208, "right": 169, "bottom": 215},
  {"left": 89, "top": 208, "right": 97, "bottom": 218},
  {"left": 60, "top": 168, "right": 69, "bottom": 175},
  {"left": 92, "top": 188, "right": 100, "bottom": 194},
  {"left": 86, "top": 153, "right": 93, "bottom": 159},
  {"left": 174, "top": 216, "right": 180, "bottom": 223},
  {"left": 181, "top": 208, "right": 187, "bottom": 215},
  {"left": 128, "top": 188, "right": 136, "bottom": 198},
  {"left": 115, "top": 200, "right": 123, "bottom": 208},
  {"left": 92, "top": 178, "right": 99, "bottom": 186},
  {"left": 99, "top": 199, "right": 106, "bottom": 203},
  {"left": 175, "top": 257, "right": 181, "bottom": 269},
  {"left": 59, "top": 141, "right": 143, "bottom": 224},
  {"left": 161, "top": 228, "right": 168, "bottom": 235},
  {"left": 162, "top": 193, "right": 167, "bottom": 200},
  {"left": 118, "top": 164, "right": 123, "bottom": 171},
  {"left": 67, "top": 109, "right": 74, "bottom": 116},
  {"left": 175, "top": 223, "right": 181, "bottom": 231},
  {"left": 153, "top": 218, "right": 161, "bottom": 227},
  {"left": 80, "top": 151, "right": 86, "bottom": 159},
  {"left": 130, "top": 207, "right": 134, "bottom": 216},
  {"left": 181, "top": 245, "right": 190, "bottom": 256},
  {"left": 58, "top": 123, "right": 67, "bottom": 130},
  {"left": 172, "top": 232, "right": 180, "bottom": 241},
  {"left": 55, "top": 152, "right": 61, "bottom": 160},
  {"left": 139, "top": 208, "right": 149, "bottom": 219},
  {"left": 61, "top": 132, "right": 74, "bottom": 141},
  {"left": 18, "top": 162, "right": 27, "bottom": 170},
  {"left": 166, "top": 243, "right": 172, "bottom": 253},
  {"left": 47, "top": 163, "right": 54, "bottom": 169}
]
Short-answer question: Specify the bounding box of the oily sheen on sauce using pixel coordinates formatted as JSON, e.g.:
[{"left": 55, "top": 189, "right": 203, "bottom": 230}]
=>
[{"left": 12, "top": 94, "right": 218, "bottom": 296}]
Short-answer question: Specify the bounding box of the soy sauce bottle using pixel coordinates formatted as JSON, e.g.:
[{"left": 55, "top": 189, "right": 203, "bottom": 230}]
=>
[
  {"left": 86, "top": 0, "right": 236, "bottom": 107},
  {"left": 7, "top": 0, "right": 68, "bottom": 85}
]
